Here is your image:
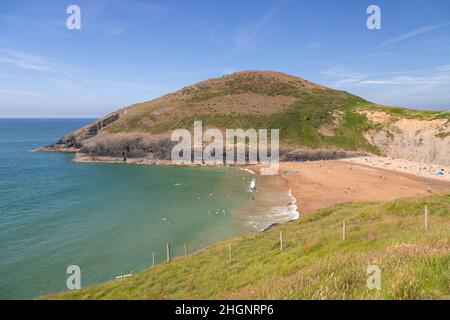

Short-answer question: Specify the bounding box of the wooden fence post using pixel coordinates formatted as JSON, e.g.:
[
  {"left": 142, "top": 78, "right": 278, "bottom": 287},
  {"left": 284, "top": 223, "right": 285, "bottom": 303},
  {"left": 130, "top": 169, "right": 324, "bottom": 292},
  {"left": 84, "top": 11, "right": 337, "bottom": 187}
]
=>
[
  {"left": 184, "top": 243, "right": 188, "bottom": 260},
  {"left": 343, "top": 219, "right": 346, "bottom": 241},
  {"left": 424, "top": 206, "right": 429, "bottom": 231},
  {"left": 228, "top": 242, "right": 232, "bottom": 260},
  {"left": 166, "top": 243, "right": 171, "bottom": 262},
  {"left": 152, "top": 252, "right": 155, "bottom": 268},
  {"left": 280, "top": 231, "right": 283, "bottom": 252}
]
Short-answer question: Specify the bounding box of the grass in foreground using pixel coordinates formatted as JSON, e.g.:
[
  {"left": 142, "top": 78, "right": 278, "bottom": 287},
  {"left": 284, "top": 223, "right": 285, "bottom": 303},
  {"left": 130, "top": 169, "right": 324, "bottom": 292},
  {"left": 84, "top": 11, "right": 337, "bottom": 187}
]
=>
[{"left": 46, "top": 193, "right": 450, "bottom": 300}]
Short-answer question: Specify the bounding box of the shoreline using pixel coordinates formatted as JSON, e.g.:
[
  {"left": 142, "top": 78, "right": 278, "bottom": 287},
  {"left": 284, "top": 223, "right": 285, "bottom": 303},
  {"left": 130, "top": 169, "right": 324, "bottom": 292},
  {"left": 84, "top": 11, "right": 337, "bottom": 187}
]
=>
[
  {"left": 38, "top": 146, "right": 301, "bottom": 231},
  {"left": 236, "top": 171, "right": 300, "bottom": 231},
  {"left": 36, "top": 148, "right": 449, "bottom": 221},
  {"left": 36, "top": 147, "right": 449, "bottom": 228},
  {"left": 37, "top": 148, "right": 449, "bottom": 180}
]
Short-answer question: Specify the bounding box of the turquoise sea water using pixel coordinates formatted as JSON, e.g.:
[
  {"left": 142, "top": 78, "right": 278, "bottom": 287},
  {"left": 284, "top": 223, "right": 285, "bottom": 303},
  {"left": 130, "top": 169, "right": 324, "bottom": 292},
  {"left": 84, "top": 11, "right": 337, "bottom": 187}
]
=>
[{"left": 0, "top": 119, "right": 258, "bottom": 299}]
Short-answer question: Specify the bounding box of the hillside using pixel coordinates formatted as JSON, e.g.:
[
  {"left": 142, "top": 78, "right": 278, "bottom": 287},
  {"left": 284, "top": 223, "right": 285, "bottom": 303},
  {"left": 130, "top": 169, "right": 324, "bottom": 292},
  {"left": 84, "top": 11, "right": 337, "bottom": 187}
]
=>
[
  {"left": 41, "top": 70, "right": 450, "bottom": 165},
  {"left": 45, "top": 193, "right": 450, "bottom": 300}
]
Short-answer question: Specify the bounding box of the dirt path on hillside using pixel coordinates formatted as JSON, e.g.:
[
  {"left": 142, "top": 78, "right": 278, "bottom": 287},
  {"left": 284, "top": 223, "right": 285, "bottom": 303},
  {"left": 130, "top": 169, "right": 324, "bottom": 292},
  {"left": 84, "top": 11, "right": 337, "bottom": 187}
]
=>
[{"left": 252, "top": 161, "right": 450, "bottom": 215}]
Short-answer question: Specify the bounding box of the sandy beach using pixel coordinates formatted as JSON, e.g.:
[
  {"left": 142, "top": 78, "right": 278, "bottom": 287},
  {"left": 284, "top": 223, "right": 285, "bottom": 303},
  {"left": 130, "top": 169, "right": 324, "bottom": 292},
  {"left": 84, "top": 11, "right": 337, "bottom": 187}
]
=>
[
  {"left": 252, "top": 157, "right": 450, "bottom": 216},
  {"left": 343, "top": 156, "right": 449, "bottom": 181}
]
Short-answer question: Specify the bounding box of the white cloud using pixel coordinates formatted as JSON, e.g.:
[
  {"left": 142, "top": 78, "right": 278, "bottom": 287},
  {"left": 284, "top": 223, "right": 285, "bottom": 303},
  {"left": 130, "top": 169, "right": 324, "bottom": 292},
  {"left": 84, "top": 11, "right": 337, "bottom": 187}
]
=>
[
  {"left": 382, "top": 22, "right": 450, "bottom": 46},
  {"left": 362, "top": 52, "right": 395, "bottom": 60},
  {"left": 120, "top": 1, "right": 173, "bottom": 14},
  {"left": 101, "top": 24, "right": 126, "bottom": 36},
  {"left": 0, "top": 88, "right": 43, "bottom": 97},
  {"left": 0, "top": 12, "right": 25, "bottom": 24},
  {"left": 111, "top": 81, "right": 169, "bottom": 92},
  {"left": 0, "top": 12, "right": 67, "bottom": 37},
  {"left": 234, "top": 5, "right": 277, "bottom": 48},
  {"left": 320, "top": 65, "right": 450, "bottom": 108},
  {"left": 0, "top": 49, "right": 60, "bottom": 72},
  {"left": 320, "top": 66, "right": 367, "bottom": 86},
  {"left": 321, "top": 65, "right": 450, "bottom": 88}
]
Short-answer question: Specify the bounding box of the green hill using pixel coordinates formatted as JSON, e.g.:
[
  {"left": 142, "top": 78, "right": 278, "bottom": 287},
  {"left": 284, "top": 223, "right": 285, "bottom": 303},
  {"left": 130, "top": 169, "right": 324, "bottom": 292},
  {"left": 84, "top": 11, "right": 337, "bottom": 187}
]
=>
[
  {"left": 42, "top": 70, "right": 449, "bottom": 164},
  {"left": 45, "top": 193, "right": 450, "bottom": 300}
]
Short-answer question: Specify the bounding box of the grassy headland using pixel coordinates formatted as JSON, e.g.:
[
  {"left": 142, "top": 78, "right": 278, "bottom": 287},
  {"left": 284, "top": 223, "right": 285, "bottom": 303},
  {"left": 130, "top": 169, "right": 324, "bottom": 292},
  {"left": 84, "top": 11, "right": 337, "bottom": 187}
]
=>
[{"left": 48, "top": 71, "right": 449, "bottom": 165}]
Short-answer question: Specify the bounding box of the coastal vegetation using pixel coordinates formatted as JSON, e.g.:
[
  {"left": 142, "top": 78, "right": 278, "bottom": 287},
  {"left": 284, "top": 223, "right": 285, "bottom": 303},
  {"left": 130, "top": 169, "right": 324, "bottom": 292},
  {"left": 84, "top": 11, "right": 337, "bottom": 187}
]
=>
[{"left": 46, "top": 193, "right": 450, "bottom": 300}]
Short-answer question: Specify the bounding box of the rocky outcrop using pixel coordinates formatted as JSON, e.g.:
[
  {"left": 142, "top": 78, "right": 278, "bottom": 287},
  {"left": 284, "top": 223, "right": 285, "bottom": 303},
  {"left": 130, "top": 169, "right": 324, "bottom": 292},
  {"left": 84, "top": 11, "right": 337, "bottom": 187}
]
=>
[
  {"left": 80, "top": 133, "right": 175, "bottom": 161},
  {"left": 359, "top": 110, "right": 450, "bottom": 165},
  {"left": 75, "top": 133, "right": 367, "bottom": 163},
  {"left": 280, "top": 148, "right": 367, "bottom": 161},
  {"left": 38, "top": 111, "right": 123, "bottom": 152}
]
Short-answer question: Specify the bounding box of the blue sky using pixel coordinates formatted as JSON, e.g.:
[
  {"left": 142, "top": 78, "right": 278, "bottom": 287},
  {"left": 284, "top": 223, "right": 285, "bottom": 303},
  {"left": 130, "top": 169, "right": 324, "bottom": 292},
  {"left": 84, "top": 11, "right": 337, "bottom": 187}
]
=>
[{"left": 0, "top": 0, "right": 450, "bottom": 117}]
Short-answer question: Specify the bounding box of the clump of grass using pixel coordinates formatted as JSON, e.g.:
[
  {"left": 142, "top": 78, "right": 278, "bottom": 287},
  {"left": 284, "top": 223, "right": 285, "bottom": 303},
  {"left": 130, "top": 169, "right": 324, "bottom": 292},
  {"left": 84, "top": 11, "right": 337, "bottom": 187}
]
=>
[
  {"left": 45, "top": 193, "right": 450, "bottom": 300},
  {"left": 360, "top": 104, "right": 450, "bottom": 120},
  {"left": 436, "top": 132, "right": 450, "bottom": 139}
]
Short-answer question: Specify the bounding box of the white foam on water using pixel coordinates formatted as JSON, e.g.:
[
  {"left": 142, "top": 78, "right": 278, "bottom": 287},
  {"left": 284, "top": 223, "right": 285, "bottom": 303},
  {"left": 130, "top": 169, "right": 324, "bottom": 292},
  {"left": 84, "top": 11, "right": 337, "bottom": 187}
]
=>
[
  {"left": 287, "top": 190, "right": 300, "bottom": 221},
  {"left": 246, "top": 189, "right": 300, "bottom": 231},
  {"left": 239, "top": 167, "right": 256, "bottom": 175},
  {"left": 248, "top": 178, "right": 256, "bottom": 192},
  {"left": 267, "top": 190, "right": 299, "bottom": 221}
]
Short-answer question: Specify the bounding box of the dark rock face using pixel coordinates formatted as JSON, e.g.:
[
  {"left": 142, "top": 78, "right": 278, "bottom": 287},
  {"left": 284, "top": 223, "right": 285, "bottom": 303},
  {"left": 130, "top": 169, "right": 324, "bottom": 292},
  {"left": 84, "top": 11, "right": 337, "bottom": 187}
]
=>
[
  {"left": 80, "top": 139, "right": 367, "bottom": 162},
  {"left": 85, "top": 114, "right": 120, "bottom": 137},
  {"left": 280, "top": 149, "right": 368, "bottom": 161},
  {"left": 81, "top": 137, "right": 177, "bottom": 160},
  {"left": 56, "top": 134, "right": 85, "bottom": 149},
  {"left": 44, "top": 112, "right": 122, "bottom": 151}
]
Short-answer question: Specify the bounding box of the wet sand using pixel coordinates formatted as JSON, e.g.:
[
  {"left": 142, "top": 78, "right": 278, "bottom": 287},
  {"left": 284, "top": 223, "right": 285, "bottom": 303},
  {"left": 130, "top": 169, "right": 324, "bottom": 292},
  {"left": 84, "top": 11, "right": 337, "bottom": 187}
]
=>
[{"left": 251, "top": 160, "right": 450, "bottom": 215}]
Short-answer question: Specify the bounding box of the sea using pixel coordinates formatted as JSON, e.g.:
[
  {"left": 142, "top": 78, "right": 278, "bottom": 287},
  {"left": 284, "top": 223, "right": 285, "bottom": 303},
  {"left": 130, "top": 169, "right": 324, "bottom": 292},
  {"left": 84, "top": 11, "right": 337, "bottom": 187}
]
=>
[{"left": 0, "top": 119, "right": 296, "bottom": 299}]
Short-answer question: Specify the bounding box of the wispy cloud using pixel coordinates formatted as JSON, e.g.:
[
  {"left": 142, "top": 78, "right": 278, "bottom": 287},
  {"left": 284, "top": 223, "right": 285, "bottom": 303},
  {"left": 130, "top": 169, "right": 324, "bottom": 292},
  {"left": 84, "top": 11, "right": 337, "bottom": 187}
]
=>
[
  {"left": 382, "top": 22, "right": 450, "bottom": 46},
  {"left": 0, "top": 12, "right": 25, "bottom": 25},
  {"left": 192, "top": 18, "right": 224, "bottom": 46},
  {"left": 0, "top": 88, "right": 43, "bottom": 97},
  {"left": 100, "top": 24, "right": 126, "bottom": 36},
  {"left": 362, "top": 52, "right": 395, "bottom": 60},
  {"left": 207, "top": 29, "right": 224, "bottom": 46},
  {"left": 234, "top": 5, "right": 277, "bottom": 48},
  {"left": 0, "top": 47, "right": 170, "bottom": 97},
  {"left": 120, "top": 0, "right": 173, "bottom": 14},
  {"left": 89, "top": 1, "right": 173, "bottom": 37},
  {"left": 110, "top": 81, "right": 169, "bottom": 92},
  {"left": 320, "top": 66, "right": 367, "bottom": 86},
  {"left": 0, "top": 49, "right": 60, "bottom": 72},
  {"left": 0, "top": 11, "right": 67, "bottom": 37},
  {"left": 321, "top": 65, "right": 450, "bottom": 88},
  {"left": 321, "top": 64, "right": 450, "bottom": 108}
]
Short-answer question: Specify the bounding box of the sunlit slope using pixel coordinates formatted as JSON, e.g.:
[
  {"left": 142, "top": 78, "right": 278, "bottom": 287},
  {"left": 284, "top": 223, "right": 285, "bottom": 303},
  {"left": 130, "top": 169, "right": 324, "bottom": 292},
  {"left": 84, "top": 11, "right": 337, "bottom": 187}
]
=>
[
  {"left": 47, "top": 70, "right": 449, "bottom": 163},
  {"left": 46, "top": 193, "right": 450, "bottom": 300}
]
